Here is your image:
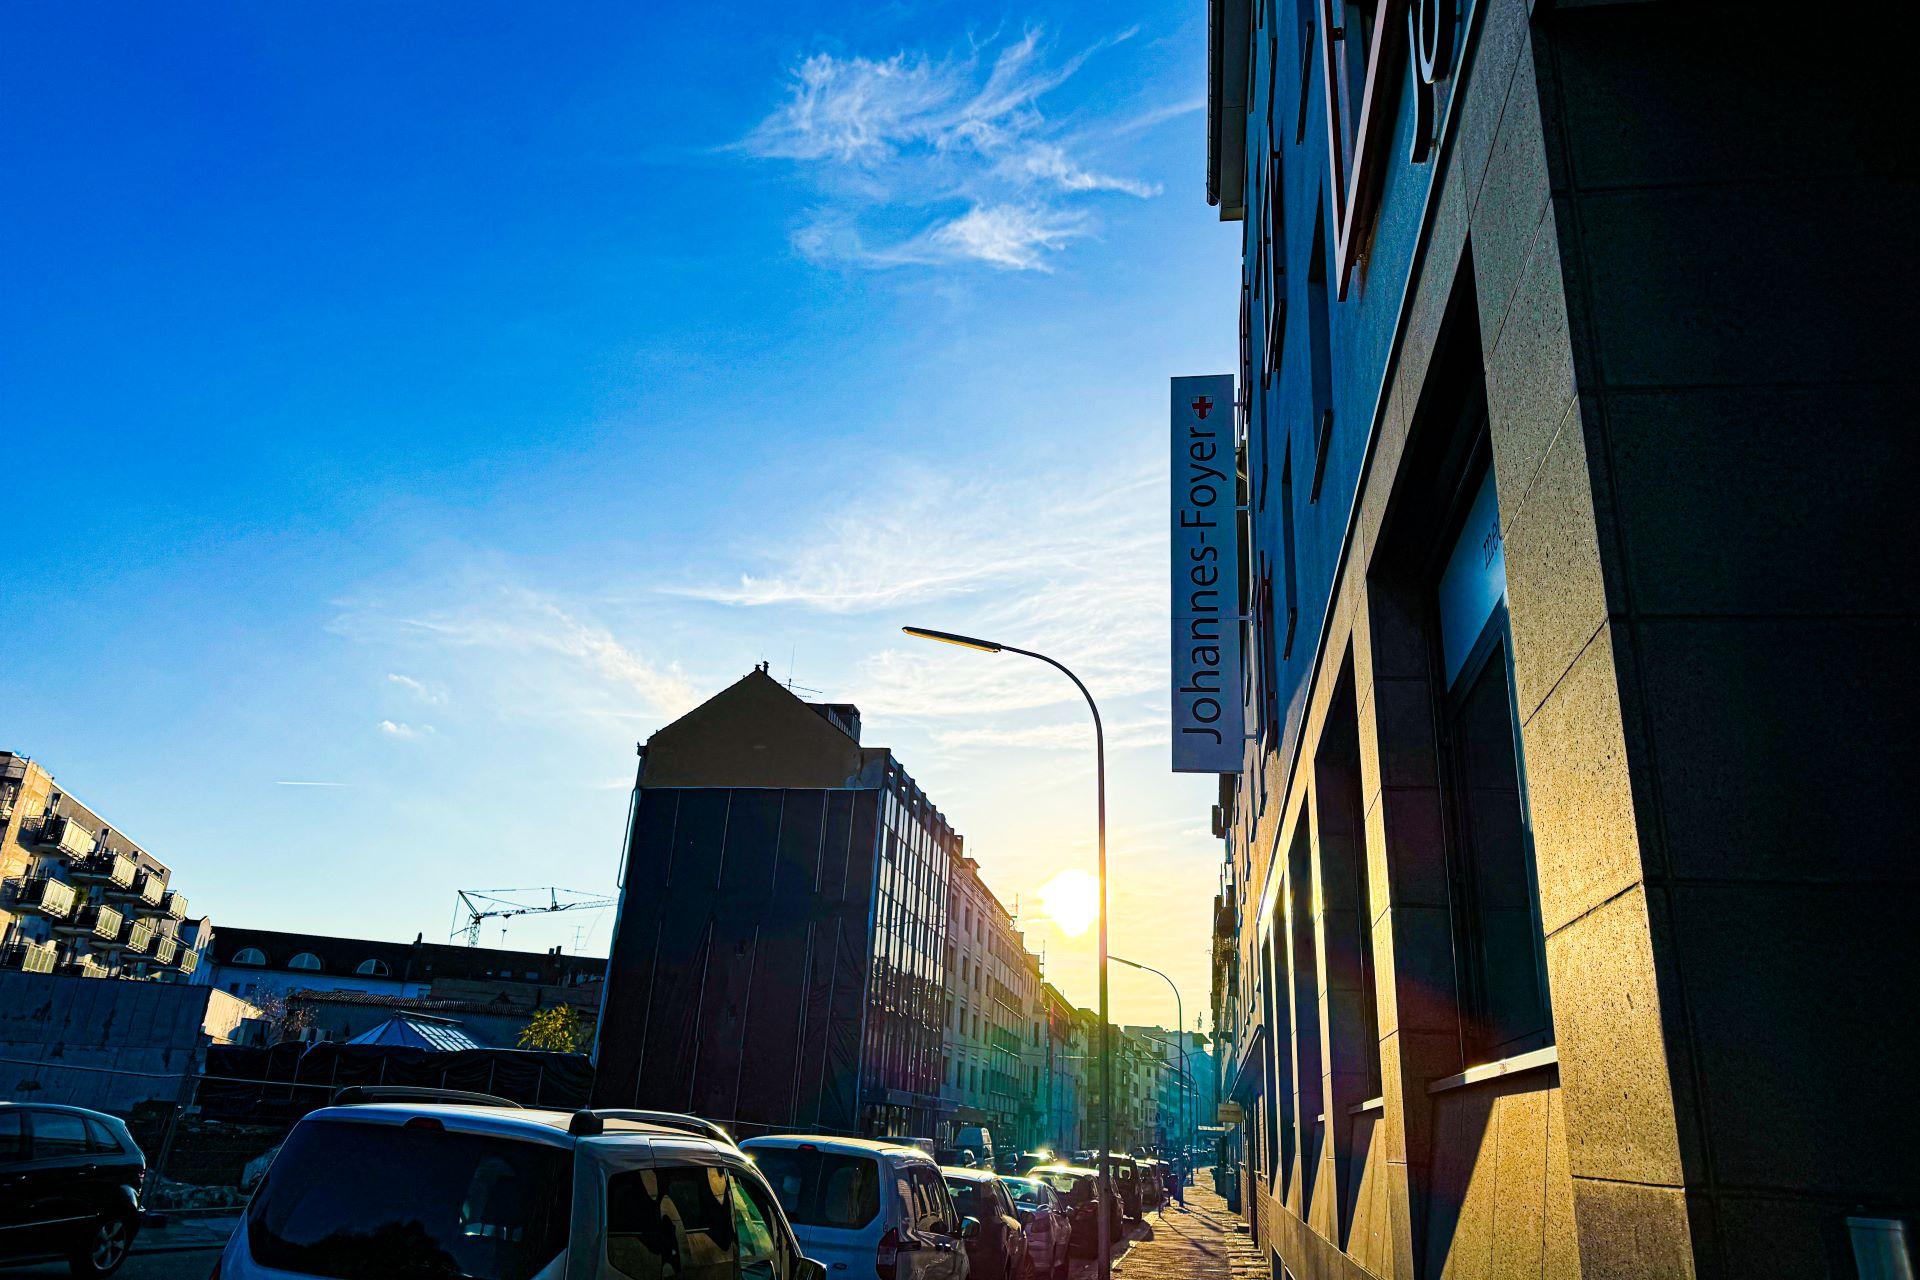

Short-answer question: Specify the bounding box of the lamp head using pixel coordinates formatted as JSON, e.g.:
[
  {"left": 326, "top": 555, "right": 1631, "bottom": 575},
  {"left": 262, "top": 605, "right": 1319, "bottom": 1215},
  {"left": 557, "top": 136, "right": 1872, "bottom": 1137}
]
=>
[{"left": 902, "top": 626, "right": 1004, "bottom": 654}]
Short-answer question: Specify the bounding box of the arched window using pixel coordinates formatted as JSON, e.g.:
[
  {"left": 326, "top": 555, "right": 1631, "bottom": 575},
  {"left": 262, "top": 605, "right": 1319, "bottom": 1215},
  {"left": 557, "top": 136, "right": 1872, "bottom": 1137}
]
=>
[
  {"left": 355, "top": 958, "right": 391, "bottom": 977},
  {"left": 231, "top": 947, "right": 267, "bottom": 966},
  {"left": 288, "top": 952, "right": 323, "bottom": 971}
]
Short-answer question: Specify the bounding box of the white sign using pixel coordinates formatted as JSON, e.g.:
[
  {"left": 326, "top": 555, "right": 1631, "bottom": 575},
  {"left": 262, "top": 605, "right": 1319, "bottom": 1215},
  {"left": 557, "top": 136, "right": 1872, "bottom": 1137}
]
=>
[{"left": 1170, "top": 374, "right": 1243, "bottom": 774}]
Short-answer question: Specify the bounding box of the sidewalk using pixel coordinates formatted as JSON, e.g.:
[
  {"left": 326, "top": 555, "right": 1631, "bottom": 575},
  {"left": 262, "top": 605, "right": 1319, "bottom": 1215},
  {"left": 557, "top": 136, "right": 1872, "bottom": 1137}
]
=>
[
  {"left": 1107, "top": 1172, "right": 1268, "bottom": 1280},
  {"left": 134, "top": 1212, "right": 241, "bottom": 1255}
]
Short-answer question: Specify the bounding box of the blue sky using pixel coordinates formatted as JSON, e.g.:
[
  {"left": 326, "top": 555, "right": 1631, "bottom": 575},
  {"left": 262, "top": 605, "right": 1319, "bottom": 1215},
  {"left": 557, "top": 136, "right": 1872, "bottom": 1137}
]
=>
[{"left": 2, "top": 1, "right": 1238, "bottom": 1024}]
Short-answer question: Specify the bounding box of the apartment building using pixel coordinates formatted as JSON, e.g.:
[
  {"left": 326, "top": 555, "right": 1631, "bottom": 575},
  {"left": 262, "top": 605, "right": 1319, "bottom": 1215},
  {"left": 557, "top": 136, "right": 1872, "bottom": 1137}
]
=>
[
  {"left": 939, "top": 850, "right": 1037, "bottom": 1150},
  {"left": 0, "top": 752, "right": 206, "bottom": 982}
]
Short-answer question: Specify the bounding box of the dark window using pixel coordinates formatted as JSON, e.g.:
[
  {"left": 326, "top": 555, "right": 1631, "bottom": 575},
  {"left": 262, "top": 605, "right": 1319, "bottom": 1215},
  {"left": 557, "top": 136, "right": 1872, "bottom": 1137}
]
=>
[
  {"left": 944, "top": 1178, "right": 983, "bottom": 1224},
  {"left": 732, "top": 1175, "right": 784, "bottom": 1280},
  {"left": 32, "top": 1111, "right": 89, "bottom": 1159},
  {"left": 1280, "top": 443, "right": 1299, "bottom": 666},
  {"left": 607, "top": 1165, "right": 737, "bottom": 1280},
  {"left": 84, "top": 1116, "right": 122, "bottom": 1153},
  {"left": 245, "top": 1119, "right": 571, "bottom": 1280},
  {"left": 1437, "top": 466, "right": 1553, "bottom": 1062},
  {"left": 1315, "top": 657, "right": 1382, "bottom": 1101},
  {"left": 907, "top": 1166, "right": 954, "bottom": 1234},
  {"left": 0, "top": 1111, "right": 25, "bottom": 1163},
  {"left": 749, "top": 1147, "right": 880, "bottom": 1230},
  {"left": 1306, "top": 211, "right": 1334, "bottom": 502}
]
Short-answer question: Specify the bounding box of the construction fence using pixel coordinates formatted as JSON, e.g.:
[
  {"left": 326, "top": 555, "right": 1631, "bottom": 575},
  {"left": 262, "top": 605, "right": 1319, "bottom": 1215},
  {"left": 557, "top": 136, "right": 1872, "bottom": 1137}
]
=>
[{"left": 2, "top": 1041, "right": 591, "bottom": 1211}]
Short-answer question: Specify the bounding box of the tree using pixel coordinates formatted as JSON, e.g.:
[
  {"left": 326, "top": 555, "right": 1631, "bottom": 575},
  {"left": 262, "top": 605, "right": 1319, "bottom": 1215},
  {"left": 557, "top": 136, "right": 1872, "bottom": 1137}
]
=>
[
  {"left": 249, "top": 992, "right": 313, "bottom": 1045},
  {"left": 517, "top": 1003, "right": 586, "bottom": 1053}
]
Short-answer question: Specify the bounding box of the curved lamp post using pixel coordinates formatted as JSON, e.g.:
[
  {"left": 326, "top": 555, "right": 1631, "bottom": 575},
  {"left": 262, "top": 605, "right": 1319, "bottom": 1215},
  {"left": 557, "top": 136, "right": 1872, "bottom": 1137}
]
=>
[
  {"left": 1112, "top": 954, "right": 1188, "bottom": 1182},
  {"left": 902, "top": 626, "right": 1113, "bottom": 1280}
]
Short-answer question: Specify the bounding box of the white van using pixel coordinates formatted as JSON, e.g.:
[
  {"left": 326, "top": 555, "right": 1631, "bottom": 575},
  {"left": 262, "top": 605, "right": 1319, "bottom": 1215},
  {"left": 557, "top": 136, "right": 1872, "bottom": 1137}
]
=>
[
  {"left": 740, "top": 1136, "right": 975, "bottom": 1279},
  {"left": 214, "top": 1093, "right": 826, "bottom": 1280}
]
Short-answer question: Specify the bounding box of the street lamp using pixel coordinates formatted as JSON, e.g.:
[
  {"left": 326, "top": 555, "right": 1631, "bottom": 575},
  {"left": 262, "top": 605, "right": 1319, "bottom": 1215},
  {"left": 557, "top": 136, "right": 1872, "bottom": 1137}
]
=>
[
  {"left": 902, "top": 626, "right": 1114, "bottom": 1280},
  {"left": 1112, "top": 955, "right": 1189, "bottom": 1185}
]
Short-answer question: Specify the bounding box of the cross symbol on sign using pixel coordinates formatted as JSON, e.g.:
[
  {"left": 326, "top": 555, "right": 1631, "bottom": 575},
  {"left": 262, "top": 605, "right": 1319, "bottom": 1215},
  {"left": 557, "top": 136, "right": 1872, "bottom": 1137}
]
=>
[{"left": 1191, "top": 396, "right": 1214, "bottom": 419}]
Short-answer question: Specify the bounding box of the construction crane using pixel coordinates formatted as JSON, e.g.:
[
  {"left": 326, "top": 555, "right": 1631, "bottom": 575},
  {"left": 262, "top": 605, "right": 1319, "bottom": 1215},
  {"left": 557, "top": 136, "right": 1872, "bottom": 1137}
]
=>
[{"left": 449, "top": 887, "right": 616, "bottom": 947}]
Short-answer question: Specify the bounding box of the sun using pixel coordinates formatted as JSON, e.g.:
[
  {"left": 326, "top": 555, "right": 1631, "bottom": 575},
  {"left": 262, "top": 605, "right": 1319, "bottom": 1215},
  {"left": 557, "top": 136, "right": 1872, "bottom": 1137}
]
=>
[{"left": 1037, "top": 869, "right": 1100, "bottom": 938}]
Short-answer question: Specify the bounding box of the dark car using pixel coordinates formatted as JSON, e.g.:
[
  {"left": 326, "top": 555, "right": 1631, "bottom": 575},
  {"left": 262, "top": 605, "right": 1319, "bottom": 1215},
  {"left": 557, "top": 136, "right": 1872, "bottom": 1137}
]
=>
[
  {"left": 942, "top": 1166, "right": 1029, "bottom": 1280},
  {"left": 1000, "top": 1176, "right": 1070, "bottom": 1280},
  {"left": 1100, "top": 1153, "right": 1143, "bottom": 1220},
  {"left": 0, "top": 1103, "right": 145, "bottom": 1277},
  {"left": 1028, "top": 1164, "right": 1118, "bottom": 1256}
]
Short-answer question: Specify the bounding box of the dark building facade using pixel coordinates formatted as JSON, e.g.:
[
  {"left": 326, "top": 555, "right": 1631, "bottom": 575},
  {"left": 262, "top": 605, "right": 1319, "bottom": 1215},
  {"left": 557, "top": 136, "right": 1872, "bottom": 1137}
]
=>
[
  {"left": 593, "top": 668, "right": 955, "bottom": 1139},
  {"left": 1202, "top": 1, "right": 1913, "bottom": 1278}
]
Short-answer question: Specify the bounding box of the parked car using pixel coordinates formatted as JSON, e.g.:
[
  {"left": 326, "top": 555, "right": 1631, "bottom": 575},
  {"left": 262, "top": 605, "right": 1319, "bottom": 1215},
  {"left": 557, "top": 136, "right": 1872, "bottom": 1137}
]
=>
[
  {"left": 941, "top": 1167, "right": 1027, "bottom": 1280},
  {"left": 0, "top": 1102, "right": 146, "bottom": 1277},
  {"left": 1000, "top": 1176, "right": 1071, "bottom": 1280},
  {"left": 214, "top": 1094, "right": 826, "bottom": 1280},
  {"left": 1100, "top": 1153, "right": 1144, "bottom": 1220},
  {"left": 1135, "top": 1158, "right": 1165, "bottom": 1210},
  {"left": 1028, "top": 1164, "right": 1119, "bottom": 1255},
  {"left": 743, "top": 1134, "right": 974, "bottom": 1280}
]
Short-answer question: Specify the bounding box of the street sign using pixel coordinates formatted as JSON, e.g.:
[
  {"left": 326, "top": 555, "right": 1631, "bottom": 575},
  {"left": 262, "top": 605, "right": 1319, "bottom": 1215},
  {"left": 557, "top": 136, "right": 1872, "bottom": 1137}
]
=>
[
  {"left": 1170, "top": 374, "right": 1244, "bottom": 774},
  {"left": 1216, "top": 1101, "right": 1244, "bottom": 1124}
]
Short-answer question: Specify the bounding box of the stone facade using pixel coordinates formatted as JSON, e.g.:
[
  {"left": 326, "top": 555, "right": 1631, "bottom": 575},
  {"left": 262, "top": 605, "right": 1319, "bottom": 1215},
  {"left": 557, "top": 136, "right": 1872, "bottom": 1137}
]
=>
[{"left": 1205, "top": 2, "right": 1913, "bottom": 1277}]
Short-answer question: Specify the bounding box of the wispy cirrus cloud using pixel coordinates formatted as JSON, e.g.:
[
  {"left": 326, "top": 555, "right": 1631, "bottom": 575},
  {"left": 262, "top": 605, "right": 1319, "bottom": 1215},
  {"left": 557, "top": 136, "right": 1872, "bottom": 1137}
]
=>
[
  {"left": 930, "top": 717, "right": 1167, "bottom": 752},
  {"left": 386, "top": 672, "right": 447, "bottom": 705},
  {"left": 336, "top": 580, "right": 704, "bottom": 729},
  {"left": 379, "top": 719, "right": 433, "bottom": 739},
  {"left": 743, "top": 24, "right": 1169, "bottom": 272},
  {"left": 677, "top": 455, "right": 1166, "bottom": 724}
]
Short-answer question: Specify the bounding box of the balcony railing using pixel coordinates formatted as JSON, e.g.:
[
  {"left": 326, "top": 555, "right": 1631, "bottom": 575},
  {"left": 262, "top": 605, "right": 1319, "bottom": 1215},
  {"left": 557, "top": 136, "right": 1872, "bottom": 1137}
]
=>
[
  {"left": 70, "top": 852, "right": 137, "bottom": 891},
  {"left": 58, "top": 954, "right": 109, "bottom": 979},
  {"left": 119, "top": 917, "right": 155, "bottom": 955},
  {"left": 54, "top": 903, "right": 124, "bottom": 945},
  {"left": 149, "top": 934, "right": 179, "bottom": 967},
  {"left": 1, "top": 940, "right": 59, "bottom": 974},
  {"left": 31, "top": 815, "right": 96, "bottom": 859},
  {"left": 160, "top": 890, "right": 189, "bottom": 921},
  {"left": 175, "top": 946, "right": 199, "bottom": 976},
  {"left": 13, "top": 876, "right": 78, "bottom": 920},
  {"left": 116, "top": 870, "right": 168, "bottom": 911}
]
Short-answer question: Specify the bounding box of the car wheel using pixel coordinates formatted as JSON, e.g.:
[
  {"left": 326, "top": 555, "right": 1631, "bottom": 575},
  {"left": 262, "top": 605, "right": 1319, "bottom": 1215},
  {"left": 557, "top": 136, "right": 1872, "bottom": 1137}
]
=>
[{"left": 69, "top": 1212, "right": 134, "bottom": 1278}]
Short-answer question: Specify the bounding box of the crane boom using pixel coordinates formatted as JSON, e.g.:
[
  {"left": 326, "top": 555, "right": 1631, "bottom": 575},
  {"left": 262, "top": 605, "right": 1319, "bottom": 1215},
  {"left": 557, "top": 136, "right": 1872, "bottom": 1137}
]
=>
[{"left": 451, "top": 887, "right": 616, "bottom": 946}]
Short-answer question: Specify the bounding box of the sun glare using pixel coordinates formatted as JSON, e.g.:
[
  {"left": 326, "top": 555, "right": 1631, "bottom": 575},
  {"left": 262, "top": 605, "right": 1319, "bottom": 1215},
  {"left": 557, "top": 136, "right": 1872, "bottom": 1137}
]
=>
[{"left": 1037, "top": 869, "right": 1099, "bottom": 937}]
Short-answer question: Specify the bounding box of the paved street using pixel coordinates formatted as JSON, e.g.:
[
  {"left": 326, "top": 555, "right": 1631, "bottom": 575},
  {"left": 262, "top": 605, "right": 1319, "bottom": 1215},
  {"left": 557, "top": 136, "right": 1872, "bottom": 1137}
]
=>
[
  {"left": 0, "top": 1215, "right": 236, "bottom": 1280},
  {"left": 0, "top": 1190, "right": 1270, "bottom": 1280},
  {"left": 1092, "top": 1172, "right": 1267, "bottom": 1280}
]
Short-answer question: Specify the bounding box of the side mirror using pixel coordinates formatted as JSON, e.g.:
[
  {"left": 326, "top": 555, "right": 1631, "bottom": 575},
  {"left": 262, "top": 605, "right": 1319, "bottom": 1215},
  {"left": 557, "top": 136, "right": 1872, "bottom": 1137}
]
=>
[
  {"left": 793, "top": 1258, "right": 830, "bottom": 1280},
  {"left": 959, "top": 1216, "right": 982, "bottom": 1241}
]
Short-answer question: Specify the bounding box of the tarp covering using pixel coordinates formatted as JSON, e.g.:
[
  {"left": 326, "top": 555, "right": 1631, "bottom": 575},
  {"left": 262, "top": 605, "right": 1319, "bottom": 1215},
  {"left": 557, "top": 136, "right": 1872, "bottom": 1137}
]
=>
[
  {"left": 594, "top": 786, "right": 879, "bottom": 1136},
  {"left": 198, "top": 1042, "right": 591, "bottom": 1122}
]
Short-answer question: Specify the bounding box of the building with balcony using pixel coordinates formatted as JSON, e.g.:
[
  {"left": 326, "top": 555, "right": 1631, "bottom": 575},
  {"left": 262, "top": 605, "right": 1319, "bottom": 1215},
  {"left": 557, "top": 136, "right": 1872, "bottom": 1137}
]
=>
[
  {"left": 0, "top": 752, "right": 211, "bottom": 981},
  {"left": 1199, "top": 1, "right": 1913, "bottom": 1277}
]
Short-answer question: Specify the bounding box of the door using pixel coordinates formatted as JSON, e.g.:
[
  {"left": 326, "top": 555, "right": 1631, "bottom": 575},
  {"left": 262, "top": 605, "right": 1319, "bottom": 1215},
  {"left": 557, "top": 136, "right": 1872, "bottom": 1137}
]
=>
[
  {"left": 25, "top": 1111, "right": 98, "bottom": 1229},
  {"left": 903, "top": 1166, "right": 963, "bottom": 1280},
  {"left": 0, "top": 1109, "right": 42, "bottom": 1256}
]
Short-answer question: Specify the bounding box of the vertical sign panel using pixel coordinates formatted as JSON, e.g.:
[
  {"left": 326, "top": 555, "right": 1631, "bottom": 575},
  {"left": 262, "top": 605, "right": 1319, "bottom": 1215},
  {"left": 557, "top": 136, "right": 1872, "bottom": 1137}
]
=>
[{"left": 1171, "top": 374, "right": 1243, "bottom": 774}]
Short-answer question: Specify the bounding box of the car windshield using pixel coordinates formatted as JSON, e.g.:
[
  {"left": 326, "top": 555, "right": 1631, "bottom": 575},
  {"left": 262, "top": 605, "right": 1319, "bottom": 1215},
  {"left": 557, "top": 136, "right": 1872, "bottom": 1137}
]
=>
[
  {"left": 1035, "top": 1172, "right": 1089, "bottom": 1203},
  {"left": 1003, "top": 1179, "right": 1045, "bottom": 1207},
  {"left": 246, "top": 1119, "right": 572, "bottom": 1280},
  {"left": 746, "top": 1147, "right": 880, "bottom": 1229}
]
